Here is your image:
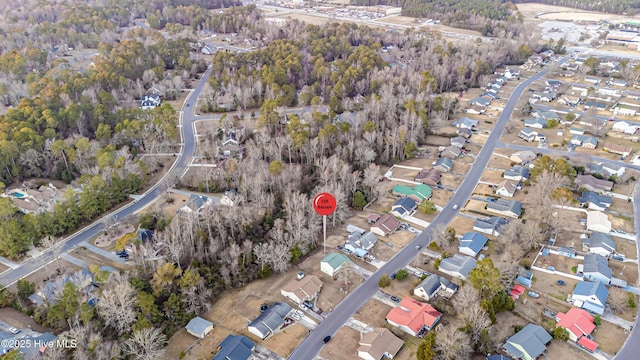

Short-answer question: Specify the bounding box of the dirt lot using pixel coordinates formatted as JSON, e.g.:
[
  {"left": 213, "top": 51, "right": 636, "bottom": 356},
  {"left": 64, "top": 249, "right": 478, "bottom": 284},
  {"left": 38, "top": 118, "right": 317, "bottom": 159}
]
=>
[
  {"left": 473, "top": 184, "right": 496, "bottom": 198},
  {"left": 614, "top": 238, "right": 637, "bottom": 260},
  {"left": 611, "top": 197, "right": 635, "bottom": 216},
  {"left": 469, "top": 132, "right": 487, "bottom": 145},
  {"left": 449, "top": 216, "right": 476, "bottom": 237},
  {"left": 516, "top": 3, "right": 635, "bottom": 23},
  {"left": 536, "top": 253, "right": 583, "bottom": 276},
  {"left": 440, "top": 172, "right": 463, "bottom": 189},
  {"left": 593, "top": 320, "right": 629, "bottom": 355},
  {"left": 464, "top": 199, "right": 493, "bottom": 217},
  {"left": 609, "top": 261, "right": 638, "bottom": 286},
  {"left": 452, "top": 159, "right": 471, "bottom": 175},
  {"left": 142, "top": 192, "right": 190, "bottom": 219},
  {"left": 353, "top": 298, "right": 392, "bottom": 328},
  {"left": 480, "top": 169, "right": 505, "bottom": 185},
  {"left": 610, "top": 213, "right": 636, "bottom": 234}
]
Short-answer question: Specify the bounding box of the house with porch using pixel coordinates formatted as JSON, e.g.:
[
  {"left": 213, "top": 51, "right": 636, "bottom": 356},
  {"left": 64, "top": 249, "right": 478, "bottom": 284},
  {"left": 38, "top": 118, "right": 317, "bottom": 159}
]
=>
[
  {"left": 486, "top": 199, "right": 523, "bottom": 218},
  {"left": 413, "top": 274, "right": 458, "bottom": 301},
  {"left": 473, "top": 216, "right": 508, "bottom": 236},
  {"left": 503, "top": 324, "right": 552, "bottom": 360},
  {"left": 582, "top": 232, "right": 616, "bottom": 257},
  {"left": 570, "top": 281, "right": 608, "bottom": 315},
  {"left": 414, "top": 168, "right": 442, "bottom": 186},
  {"left": 458, "top": 232, "right": 488, "bottom": 257},
  {"left": 370, "top": 214, "right": 400, "bottom": 237},
  {"left": 386, "top": 298, "right": 442, "bottom": 337},
  {"left": 357, "top": 328, "right": 404, "bottom": 360},
  {"left": 555, "top": 308, "right": 598, "bottom": 352},
  {"left": 579, "top": 191, "right": 612, "bottom": 211}
]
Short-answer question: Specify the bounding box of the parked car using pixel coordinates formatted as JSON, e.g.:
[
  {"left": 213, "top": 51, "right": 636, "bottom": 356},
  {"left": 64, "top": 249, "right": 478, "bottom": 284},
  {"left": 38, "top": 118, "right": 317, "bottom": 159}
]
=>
[
  {"left": 453, "top": 204, "right": 459, "bottom": 210},
  {"left": 415, "top": 245, "right": 422, "bottom": 251},
  {"left": 528, "top": 291, "right": 540, "bottom": 298},
  {"left": 8, "top": 327, "right": 20, "bottom": 334},
  {"left": 557, "top": 280, "right": 566, "bottom": 286},
  {"left": 390, "top": 296, "right": 400, "bottom": 303},
  {"left": 323, "top": 336, "right": 331, "bottom": 343},
  {"left": 390, "top": 273, "right": 396, "bottom": 280},
  {"left": 303, "top": 300, "right": 314, "bottom": 309}
]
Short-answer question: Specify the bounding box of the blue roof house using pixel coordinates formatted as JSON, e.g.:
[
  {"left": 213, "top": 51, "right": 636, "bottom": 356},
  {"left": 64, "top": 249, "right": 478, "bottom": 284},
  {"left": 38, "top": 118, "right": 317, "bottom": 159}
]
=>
[
  {"left": 580, "top": 254, "right": 612, "bottom": 285},
  {"left": 503, "top": 324, "right": 552, "bottom": 360},
  {"left": 571, "top": 281, "right": 609, "bottom": 315},
  {"left": 458, "top": 232, "right": 488, "bottom": 257},
  {"left": 214, "top": 335, "right": 255, "bottom": 360},
  {"left": 391, "top": 197, "right": 417, "bottom": 217},
  {"left": 579, "top": 192, "right": 612, "bottom": 211},
  {"left": 248, "top": 302, "right": 292, "bottom": 339}
]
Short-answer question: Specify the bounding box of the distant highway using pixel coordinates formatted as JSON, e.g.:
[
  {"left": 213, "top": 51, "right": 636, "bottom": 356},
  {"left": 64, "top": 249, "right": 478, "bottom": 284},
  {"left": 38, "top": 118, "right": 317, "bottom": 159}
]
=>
[{"left": 289, "top": 57, "right": 566, "bottom": 360}]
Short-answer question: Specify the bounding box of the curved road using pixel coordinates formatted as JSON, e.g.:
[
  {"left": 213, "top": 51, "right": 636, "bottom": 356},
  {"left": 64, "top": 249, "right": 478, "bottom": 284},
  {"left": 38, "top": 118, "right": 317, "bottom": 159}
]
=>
[
  {"left": 0, "top": 66, "right": 214, "bottom": 287},
  {"left": 289, "top": 61, "right": 564, "bottom": 360}
]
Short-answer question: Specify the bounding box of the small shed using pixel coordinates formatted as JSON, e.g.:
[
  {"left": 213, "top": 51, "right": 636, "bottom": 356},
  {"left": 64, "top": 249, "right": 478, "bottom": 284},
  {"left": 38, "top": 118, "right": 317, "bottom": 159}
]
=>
[{"left": 558, "top": 247, "right": 576, "bottom": 258}]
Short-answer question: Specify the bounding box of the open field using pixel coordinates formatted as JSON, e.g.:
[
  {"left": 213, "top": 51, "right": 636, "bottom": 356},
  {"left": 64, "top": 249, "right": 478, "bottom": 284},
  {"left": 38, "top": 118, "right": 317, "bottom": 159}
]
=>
[
  {"left": 448, "top": 216, "right": 476, "bottom": 236},
  {"left": 271, "top": 13, "right": 331, "bottom": 26},
  {"left": 481, "top": 169, "right": 506, "bottom": 185},
  {"left": 375, "top": 15, "right": 420, "bottom": 26},
  {"left": 614, "top": 238, "right": 637, "bottom": 260},
  {"left": 13, "top": 260, "right": 81, "bottom": 293},
  {"left": 69, "top": 247, "right": 131, "bottom": 271},
  {"left": 353, "top": 298, "right": 392, "bottom": 328},
  {"left": 516, "top": 3, "right": 636, "bottom": 23}
]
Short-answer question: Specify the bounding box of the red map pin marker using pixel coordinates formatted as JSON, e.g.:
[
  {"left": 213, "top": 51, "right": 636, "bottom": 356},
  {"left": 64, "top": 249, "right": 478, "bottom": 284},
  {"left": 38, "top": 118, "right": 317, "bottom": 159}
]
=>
[{"left": 313, "top": 192, "right": 337, "bottom": 216}]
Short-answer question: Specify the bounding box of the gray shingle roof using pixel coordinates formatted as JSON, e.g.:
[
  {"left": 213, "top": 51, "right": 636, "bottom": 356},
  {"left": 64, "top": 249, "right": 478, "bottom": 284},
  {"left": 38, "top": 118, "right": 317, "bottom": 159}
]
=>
[
  {"left": 248, "top": 302, "right": 292, "bottom": 338},
  {"left": 186, "top": 317, "right": 213, "bottom": 336},
  {"left": 504, "top": 324, "right": 551, "bottom": 360},
  {"left": 583, "top": 254, "right": 612, "bottom": 280},
  {"left": 487, "top": 198, "right": 523, "bottom": 216}
]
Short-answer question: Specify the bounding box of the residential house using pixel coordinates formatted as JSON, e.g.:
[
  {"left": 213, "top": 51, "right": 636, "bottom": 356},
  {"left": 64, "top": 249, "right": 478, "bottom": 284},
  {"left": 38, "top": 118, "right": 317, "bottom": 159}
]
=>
[
  {"left": 510, "top": 284, "right": 526, "bottom": 300},
  {"left": 391, "top": 197, "right": 418, "bottom": 217},
  {"left": 221, "top": 189, "right": 237, "bottom": 206},
  {"left": 582, "top": 232, "right": 616, "bottom": 257},
  {"left": 201, "top": 45, "right": 215, "bottom": 55},
  {"left": 469, "top": 97, "right": 491, "bottom": 107},
  {"left": 558, "top": 95, "right": 580, "bottom": 107},
  {"left": 438, "top": 254, "right": 477, "bottom": 280},
  {"left": 612, "top": 104, "right": 637, "bottom": 116},
  {"left": 392, "top": 184, "right": 432, "bottom": 202},
  {"left": 532, "top": 110, "right": 558, "bottom": 120},
  {"left": 503, "top": 324, "right": 552, "bottom": 360},
  {"left": 575, "top": 175, "right": 613, "bottom": 192},
  {"left": 28, "top": 268, "right": 94, "bottom": 305},
  {"left": 586, "top": 211, "right": 612, "bottom": 233},
  {"left": 457, "top": 128, "right": 472, "bottom": 138},
  {"left": 570, "top": 127, "right": 586, "bottom": 135},
  {"left": 414, "top": 168, "right": 442, "bottom": 186},
  {"left": 213, "top": 335, "right": 255, "bottom": 360},
  {"left": 580, "top": 254, "right": 612, "bottom": 285},
  {"left": 357, "top": 328, "right": 404, "bottom": 360},
  {"left": 516, "top": 269, "right": 534, "bottom": 287},
  {"left": 488, "top": 356, "right": 511, "bottom": 360},
  {"left": 458, "top": 232, "right": 488, "bottom": 257},
  {"left": 531, "top": 92, "right": 557, "bottom": 102},
  {"left": 320, "top": 253, "right": 353, "bottom": 277},
  {"left": 413, "top": 274, "right": 458, "bottom": 301},
  {"left": 452, "top": 117, "right": 479, "bottom": 129},
  {"left": 486, "top": 198, "right": 523, "bottom": 218},
  {"left": 612, "top": 120, "right": 640, "bottom": 134},
  {"left": 141, "top": 94, "right": 161, "bottom": 110},
  {"left": 602, "top": 162, "right": 625, "bottom": 177},
  {"left": 464, "top": 105, "right": 485, "bottom": 115},
  {"left": 603, "top": 142, "right": 633, "bottom": 158},
  {"left": 281, "top": 275, "right": 323, "bottom": 305},
  {"left": 345, "top": 230, "right": 378, "bottom": 257},
  {"left": 518, "top": 128, "right": 538, "bottom": 142},
  {"left": 473, "top": 216, "right": 508, "bottom": 236},
  {"left": 555, "top": 308, "right": 597, "bottom": 347},
  {"left": 247, "top": 302, "right": 292, "bottom": 339},
  {"left": 386, "top": 297, "right": 442, "bottom": 337},
  {"left": 570, "top": 281, "right": 609, "bottom": 315},
  {"left": 450, "top": 136, "right": 467, "bottom": 148},
  {"left": 579, "top": 192, "right": 612, "bottom": 211},
  {"left": 584, "top": 77, "right": 601, "bottom": 85},
  {"left": 186, "top": 317, "right": 214, "bottom": 339},
  {"left": 502, "top": 166, "right": 529, "bottom": 182},
  {"left": 523, "top": 118, "right": 548, "bottom": 129},
  {"left": 217, "top": 129, "right": 244, "bottom": 159},
  {"left": 510, "top": 151, "right": 537, "bottom": 164},
  {"left": 179, "top": 194, "right": 217, "bottom": 215},
  {"left": 578, "top": 117, "right": 607, "bottom": 132},
  {"left": 370, "top": 214, "right": 400, "bottom": 237},
  {"left": 570, "top": 135, "right": 598, "bottom": 149},
  {"left": 482, "top": 91, "right": 499, "bottom": 100},
  {"left": 546, "top": 79, "right": 562, "bottom": 88},
  {"left": 440, "top": 146, "right": 462, "bottom": 160},
  {"left": 496, "top": 180, "right": 518, "bottom": 198},
  {"left": 433, "top": 158, "right": 453, "bottom": 173}
]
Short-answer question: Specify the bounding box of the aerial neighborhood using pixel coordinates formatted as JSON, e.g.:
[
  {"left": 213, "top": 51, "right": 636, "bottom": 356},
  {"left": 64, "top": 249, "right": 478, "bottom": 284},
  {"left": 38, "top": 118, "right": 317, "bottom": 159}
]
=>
[{"left": 0, "top": 1, "right": 639, "bottom": 360}]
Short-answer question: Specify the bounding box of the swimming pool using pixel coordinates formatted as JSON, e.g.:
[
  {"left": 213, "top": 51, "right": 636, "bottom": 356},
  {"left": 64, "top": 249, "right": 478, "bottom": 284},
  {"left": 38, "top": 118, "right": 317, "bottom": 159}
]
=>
[{"left": 9, "top": 191, "right": 26, "bottom": 198}]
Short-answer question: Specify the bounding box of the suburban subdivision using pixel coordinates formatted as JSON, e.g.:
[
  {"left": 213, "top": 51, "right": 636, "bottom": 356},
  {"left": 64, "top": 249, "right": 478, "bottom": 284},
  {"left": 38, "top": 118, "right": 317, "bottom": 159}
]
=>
[{"left": 0, "top": 1, "right": 639, "bottom": 360}]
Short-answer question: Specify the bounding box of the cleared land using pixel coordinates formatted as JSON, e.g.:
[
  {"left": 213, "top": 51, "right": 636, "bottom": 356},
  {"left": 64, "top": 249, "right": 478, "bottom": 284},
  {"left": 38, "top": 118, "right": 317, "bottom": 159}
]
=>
[{"left": 516, "top": 3, "right": 635, "bottom": 23}]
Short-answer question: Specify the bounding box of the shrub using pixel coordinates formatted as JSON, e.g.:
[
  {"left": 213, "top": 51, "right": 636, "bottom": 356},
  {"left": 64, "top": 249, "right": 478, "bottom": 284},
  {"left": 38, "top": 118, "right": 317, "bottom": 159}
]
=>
[
  {"left": 519, "top": 258, "right": 532, "bottom": 269},
  {"left": 379, "top": 273, "right": 391, "bottom": 288},
  {"left": 396, "top": 269, "right": 409, "bottom": 280},
  {"left": 553, "top": 327, "right": 569, "bottom": 341}
]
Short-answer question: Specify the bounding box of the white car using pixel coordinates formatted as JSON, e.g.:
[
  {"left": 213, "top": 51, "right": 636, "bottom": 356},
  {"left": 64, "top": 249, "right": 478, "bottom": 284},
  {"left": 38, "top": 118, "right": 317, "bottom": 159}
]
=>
[
  {"left": 453, "top": 204, "right": 459, "bottom": 210},
  {"left": 8, "top": 327, "right": 20, "bottom": 334}
]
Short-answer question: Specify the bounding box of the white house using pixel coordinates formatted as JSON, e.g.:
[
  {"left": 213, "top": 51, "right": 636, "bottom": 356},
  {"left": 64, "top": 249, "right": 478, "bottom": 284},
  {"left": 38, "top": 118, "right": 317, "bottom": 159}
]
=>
[
  {"left": 496, "top": 180, "right": 518, "bottom": 198},
  {"left": 280, "top": 275, "right": 323, "bottom": 305},
  {"left": 586, "top": 211, "right": 612, "bottom": 233},
  {"left": 458, "top": 232, "right": 488, "bottom": 257},
  {"left": 570, "top": 281, "right": 608, "bottom": 315},
  {"left": 612, "top": 120, "right": 640, "bottom": 135},
  {"left": 320, "top": 253, "right": 352, "bottom": 277},
  {"left": 582, "top": 232, "right": 616, "bottom": 257}
]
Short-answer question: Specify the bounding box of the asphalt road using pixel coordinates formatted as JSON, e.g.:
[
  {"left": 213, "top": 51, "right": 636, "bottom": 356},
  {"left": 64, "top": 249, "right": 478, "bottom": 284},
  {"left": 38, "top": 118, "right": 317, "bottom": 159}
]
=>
[
  {"left": 0, "top": 66, "right": 213, "bottom": 288},
  {"left": 288, "top": 62, "right": 560, "bottom": 360}
]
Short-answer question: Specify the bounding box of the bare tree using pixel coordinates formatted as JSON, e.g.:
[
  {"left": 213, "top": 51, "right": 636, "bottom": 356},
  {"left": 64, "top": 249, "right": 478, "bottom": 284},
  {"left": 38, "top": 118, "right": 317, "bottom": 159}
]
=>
[
  {"left": 460, "top": 302, "right": 491, "bottom": 344},
  {"left": 454, "top": 284, "right": 480, "bottom": 310},
  {"left": 607, "top": 287, "right": 629, "bottom": 314},
  {"left": 430, "top": 223, "right": 450, "bottom": 249},
  {"left": 123, "top": 327, "right": 166, "bottom": 360},
  {"left": 435, "top": 325, "right": 472, "bottom": 360},
  {"left": 96, "top": 272, "right": 137, "bottom": 336}
]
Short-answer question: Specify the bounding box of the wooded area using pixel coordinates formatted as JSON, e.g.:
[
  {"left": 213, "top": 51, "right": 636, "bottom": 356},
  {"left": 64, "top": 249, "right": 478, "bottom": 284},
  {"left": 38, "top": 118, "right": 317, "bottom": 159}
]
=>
[{"left": 0, "top": 0, "right": 549, "bottom": 358}]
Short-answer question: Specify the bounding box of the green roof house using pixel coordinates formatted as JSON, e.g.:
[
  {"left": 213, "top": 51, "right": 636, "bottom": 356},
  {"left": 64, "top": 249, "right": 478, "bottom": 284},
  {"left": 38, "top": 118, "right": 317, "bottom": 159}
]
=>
[
  {"left": 321, "top": 253, "right": 353, "bottom": 277},
  {"left": 392, "top": 184, "right": 432, "bottom": 202}
]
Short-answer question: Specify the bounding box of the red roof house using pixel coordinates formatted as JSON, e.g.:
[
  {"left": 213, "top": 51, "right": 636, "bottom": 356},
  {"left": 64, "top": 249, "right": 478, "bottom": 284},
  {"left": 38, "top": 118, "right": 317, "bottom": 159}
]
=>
[
  {"left": 556, "top": 308, "right": 597, "bottom": 343},
  {"left": 386, "top": 298, "right": 442, "bottom": 337}
]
